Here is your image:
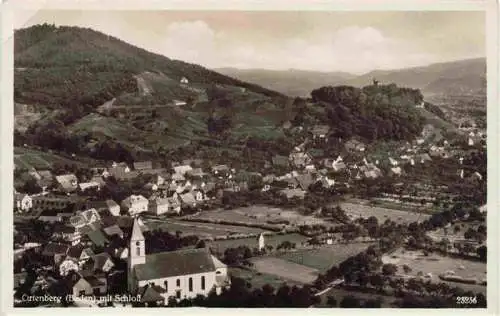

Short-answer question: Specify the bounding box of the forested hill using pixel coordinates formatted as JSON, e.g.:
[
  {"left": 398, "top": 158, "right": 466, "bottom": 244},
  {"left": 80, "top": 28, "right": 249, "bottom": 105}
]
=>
[
  {"left": 14, "top": 24, "right": 284, "bottom": 109},
  {"left": 295, "top": 84, "right": 426, "bottom": 141}
]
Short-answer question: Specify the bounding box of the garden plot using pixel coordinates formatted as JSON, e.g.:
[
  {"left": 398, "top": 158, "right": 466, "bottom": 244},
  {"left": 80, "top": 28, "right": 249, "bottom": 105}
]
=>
[
  {"left": 208, "top": 233, "right": 308, "bottom": 253},
  {"left": 191, "top": 205, "right": 330, "bottom": 227},
  {"left": 382, "top": 247, "right": 486, "bottom": 294},
  {"left": 250, "top": 257, "right": 320, "bottom": 284},
  {"left": 278, "top": 242, "right": 376, "bottom": 273},
  {"left": 340, "top": 202, "right": 430, "bottom": 224},
  {"left": 145, "top": 219, "right": 269, "bottom": 239}
]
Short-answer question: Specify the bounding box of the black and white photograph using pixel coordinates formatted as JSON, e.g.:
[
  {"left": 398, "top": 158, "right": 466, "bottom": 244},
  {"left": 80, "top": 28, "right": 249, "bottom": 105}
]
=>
[{"left": 2, "top": 0, "right": 497, "bottom": 311}]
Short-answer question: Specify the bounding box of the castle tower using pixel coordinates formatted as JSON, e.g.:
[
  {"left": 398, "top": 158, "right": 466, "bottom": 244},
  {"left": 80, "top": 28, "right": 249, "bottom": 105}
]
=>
[
  {"left": 128, "top": 217, "right": 146, "bottom": 292},
  {"left": 258, "top": 233, "right": 265, "bottom": 251}
]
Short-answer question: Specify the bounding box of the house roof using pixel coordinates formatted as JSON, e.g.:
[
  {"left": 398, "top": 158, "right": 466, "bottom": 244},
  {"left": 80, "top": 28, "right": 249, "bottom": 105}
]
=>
[
  {"left": 272, "top": 155, "right": 289, "bottom": 167},
  {"left": 103, "top": 225, "right": 124, "bottom": 237},
  {"left": 310, "top": 125, "right": 330, "bottom": 136},
  {"left": 81, "top": 275, "right": 106, "bottom": 287},
  {"left": 42, "top": 243, "right": 69, "bottom": 256},
  {"left": 78, "top": 182, "right": 100, "bottom": 191},
  {"left": 296, "top": 173, "right": 315, "bottom": 190},
  {"left": 86, "top": 230, "right": 109, "bottom": 247},
  {"left": 180, "top": 192, "right": 196, "bottom": 205},
  {"left": 92, "top": 252, "right": 113, "bottom": 271},
  {"left": 212, "top": 164, "right": 230, "bottom": 172},
  {"left": 55, "top": 174, "right": 78, "bottom": 192},
  {"left": 67, "top": 245, "right": 85, "bottom": 258},
  {"left": 133, "top": 248, "right": 216, "bottom": 281},
  {"left": 139, "top": 285, "right": 165, "bottom": 303},
  {"left": 109, "top": 166, "right": 138, "bottom": 180},
  {"left": 133, "top": 161, "right": 153, "bottom": 170},
  {"left": 173, "top": 165, "right": 193, "bottom": 175},
  {"left": 171, "top": 173, "right": 186, "bottom": 182}
]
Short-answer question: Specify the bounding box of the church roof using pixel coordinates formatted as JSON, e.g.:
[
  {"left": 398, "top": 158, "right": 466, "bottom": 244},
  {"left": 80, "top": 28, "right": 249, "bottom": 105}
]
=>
[
  {"left": 133, "top": 248, "right": 216, "bottom": 281},
  {"left": 131, "top": 217, "right": 145, "bottom": 241}
]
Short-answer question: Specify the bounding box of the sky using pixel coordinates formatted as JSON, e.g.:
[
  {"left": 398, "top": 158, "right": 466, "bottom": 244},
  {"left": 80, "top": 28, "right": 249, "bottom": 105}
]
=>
[{"left": 14, "top": 10, "right": 486, "bottom": 75}]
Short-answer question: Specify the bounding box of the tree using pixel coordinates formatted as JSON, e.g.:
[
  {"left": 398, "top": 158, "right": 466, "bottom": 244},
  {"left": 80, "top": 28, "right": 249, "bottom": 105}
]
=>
[
  {"left": 382, "top": 263, "right": 398, "bottom": 276},
  {"left": 326, "top": 295, "right": 337, "bottom": 307},
  {"left": 477, "top": 245, "right": 487, "bottom": 262},
  {"left": 340, "top": 295, "right": 362, "bottom": 308},
  {"left": 402, "top": 264, "right": 412, "bottom": 274}
]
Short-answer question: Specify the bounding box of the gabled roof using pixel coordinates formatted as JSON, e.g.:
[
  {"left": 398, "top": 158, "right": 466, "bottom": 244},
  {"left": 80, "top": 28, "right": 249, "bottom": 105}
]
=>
[
  {"left": 133, "top": 248, "right": 216, "bottom": 281},
  {"left": 86, "top": 230, "right": 109, "bottom": 247},
  {"left": 103, "top": 225, "right": 124, "bottom": 237},
  {"left": 139, "top": 285, "right": 165, "bottom": 303},
  {"left": 295, "top": 173, "right": 315, "bottom": 190},
  {"left": 179, "top": 192, "right": 196, "bottom": 205},
  {"left": 133, "top": 161, "right": 153, "bottom": 171},
  {"left": 42, "top": 243, "right": 69, "bottom": 256},
  {"left": 272, "top": 155, "right": 289, "bottom": 167},
  {"left": 212, "top": 164, "right": 230, "bottom": 172},
  {"left": 310, "top": 125, "right": 330, "bottom": 136},
  {"left": 131, "top": 217, "right": 145, "bottom": 241},
  {"left": 91, "top": 252, "right": 114, "bottom": 271},
  {"left": 55, "top": 174, "right": 78, "bottom": 193}
]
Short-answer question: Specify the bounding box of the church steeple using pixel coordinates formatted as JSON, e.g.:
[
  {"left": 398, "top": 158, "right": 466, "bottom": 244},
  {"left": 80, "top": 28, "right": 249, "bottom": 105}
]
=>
[{"left": 128, "top": 217, "right": 146, "bottom": 292}]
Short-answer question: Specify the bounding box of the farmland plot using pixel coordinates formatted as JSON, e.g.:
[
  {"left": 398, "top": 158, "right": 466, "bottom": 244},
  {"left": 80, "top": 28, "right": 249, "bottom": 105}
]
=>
[
  {"left": 340, "top": 202, "right": 430, "bottom": 224},
  {"left": 250, "top": 257, "right": 320, "bottom": 284},
  {"left": 382, "top": 248, "right": 486, "bottom": 294},
  {"left": 208, "top": 233, "right": 308, "bottom": 253}
]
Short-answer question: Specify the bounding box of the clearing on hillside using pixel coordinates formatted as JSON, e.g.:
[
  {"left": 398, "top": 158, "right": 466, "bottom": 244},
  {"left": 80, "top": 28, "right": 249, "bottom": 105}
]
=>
[{"left": 250, "top": 256, "right": 320, "bottom": 284}]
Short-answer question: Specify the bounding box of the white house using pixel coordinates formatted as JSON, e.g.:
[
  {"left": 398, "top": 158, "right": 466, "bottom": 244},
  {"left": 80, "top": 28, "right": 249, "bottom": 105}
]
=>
[
  {"left": 173, "top": 165, "right": 193, "bottom": 176},
  {"left": 15, "top": 194, "right": 33, "bottom": 212},
  {"left": 127, "top": 218, "right": 230, "bottom": 304},
  {"left": 121, "top": 195, "right": 149, "bottom": 216},
  {"left": 149, "top": 197, "right": 170, "bottom": 216},
  {"left": 180, "top": 77, "right": 189, "bottom": 84}
]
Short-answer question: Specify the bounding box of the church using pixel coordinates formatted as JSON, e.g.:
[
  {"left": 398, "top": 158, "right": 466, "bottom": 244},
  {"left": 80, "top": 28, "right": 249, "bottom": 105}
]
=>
[{"left": 128, "top": 217, "right": 230, "bottom": 304}]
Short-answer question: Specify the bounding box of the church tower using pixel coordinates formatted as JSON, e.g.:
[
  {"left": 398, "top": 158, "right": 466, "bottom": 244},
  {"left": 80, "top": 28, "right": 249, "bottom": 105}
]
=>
[{"left": 128, "top": 217, "right": 146, "bottom": 292}]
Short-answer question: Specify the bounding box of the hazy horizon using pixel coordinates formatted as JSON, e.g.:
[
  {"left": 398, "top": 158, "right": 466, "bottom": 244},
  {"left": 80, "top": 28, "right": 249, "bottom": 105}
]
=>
[{"left": 14, "top": 10, "right": 485, "bottom": 75}]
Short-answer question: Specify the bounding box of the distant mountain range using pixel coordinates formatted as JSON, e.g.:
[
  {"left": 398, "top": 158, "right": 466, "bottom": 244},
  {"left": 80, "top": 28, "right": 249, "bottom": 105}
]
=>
[
  {"left": 216, "top": 58, "right": 486, "bottom": 97},
  {"left": 215, "top": 68, "right": 356, "bottom": 98}
]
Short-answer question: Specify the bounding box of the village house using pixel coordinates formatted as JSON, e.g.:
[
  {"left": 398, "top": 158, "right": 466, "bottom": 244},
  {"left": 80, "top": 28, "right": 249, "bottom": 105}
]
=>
[
  {"left": 186, "top": 168, "right": 207, "bottom": 179},
  {"left": 289, "top": 152, "right": 312, "bottom": 168},
  {"left": 31, "top": 195, "right": 74, "bottom": 212},
  {"left": 324, "top": 156, "right": 346, "bottom": 172},
  {"left": 91, "top": 199, "right": 121, "bottom": 217},
  {"left": 148, "top": 197, "right": 170, "bottom": 216},
  {"left": 179, "top": 192, "right": 197, "bottom": 209},
  {"left": 42, "top": 243, "right": 70, "bottom": 266},
  {"left": 168, "top": 196, "right": 182, "bottom": 214},
  {"left": 103, "top": 224, "right": 124, "bottom": 239},
  {"left": 85, "top": 252, "right": 115, "bottom": 273},
  {"left": 415, "top": 153, "right": 432, "bottom": 164},
  {"left": 67, "top": 245, "right": 95, "bottom": 265},
  {"left": 127, "top": 218, "right": 230, "bottom": 304},
  {"left": 133, "top": 161, "right": 153, "bottom": 171},
  {"left": 55, "top": 174, "right": 79, "bottom": 194},
  {"left": 71, "top": 273, "right": 108, "bottom": 296},
  {"left": 78, "top": 181, "right": 101, "bottom": 193},
  {"left": 310, "top": 125, "right": 330, "bottom": 140},
  {"left": 121, "top": 195, "right": 149, "bottom": 216},
  {"left": 180, "top": 77, "right": 189, "bottom": 84},
  {"left": 14, "top": 193, "right": 33, "bottom": 212},
  {"left": 57, "top": 225, "right": 82, "bottom": 245},
  {"left": 173, "top": 165, "right": 193, "bottom": 176},
  {"left": 211, "top": 165, "right": 231, "bottom": 177},
  {"left": 272, "top": 155, "right": 290, "bottom": 168},
  {"left": 108, "top": 162, "right": 139, "bottom": 181},
  {"left": 70, "top": 208, "right": 101, "bottom": 228},
  {"left": 319, "top": 176, "right": 335, "bottom": 188},
  {"left": 85, "top": 229, "right": 109, "bottom": 248},
  {"left": 345, "top": 139, "right": 366, "bottom": 152}
]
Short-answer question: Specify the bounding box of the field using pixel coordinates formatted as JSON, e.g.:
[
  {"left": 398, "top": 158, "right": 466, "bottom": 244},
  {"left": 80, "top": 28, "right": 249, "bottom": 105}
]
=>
[
  {"left": 188, "top": 205, "right": 331, "bottom": 227},
  {"left": 208, "top": 233, "right": 308, "bottom": 253},
  {"left": 229, "top": 267, "right": 302, "bottom": 290},
  {"left": 339, "top": 201, "right": 430, "bottom": 224},
  {"left": 382, "top": 248, "right": 486, "bottom": 294},
  {"left": 14, "top": 147, "right": 91, "bottom": 171},
  {"left": 277, "top": 243, "right": 375, "bottom": 273},
  {"left": 427, "top": 221, "right": 485, "bottom": 244},
  {"left": 250, "top": 257, "right": 320, "bottom": 284},
  {"left": 145, "top": 218, "right": 269, "bottom": 239}
]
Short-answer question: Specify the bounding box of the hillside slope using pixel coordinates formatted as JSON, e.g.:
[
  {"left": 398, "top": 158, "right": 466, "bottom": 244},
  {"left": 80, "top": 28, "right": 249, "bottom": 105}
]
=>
[{"left": 14, "top": 23, "right": 285, "bottom": 109}]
